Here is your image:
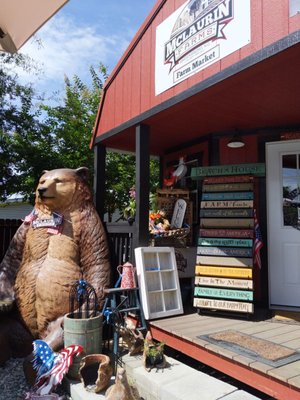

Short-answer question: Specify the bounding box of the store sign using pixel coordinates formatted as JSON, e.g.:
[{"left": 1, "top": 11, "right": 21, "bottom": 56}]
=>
[{"left": 155, "top": 0, "right": 251, "bottom": 95}]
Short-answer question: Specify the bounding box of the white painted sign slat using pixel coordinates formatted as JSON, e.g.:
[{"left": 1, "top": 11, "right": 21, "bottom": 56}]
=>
[
  {"left": 193, "top": 298, "right": 254, "bottom": 313},
  {"left": 195, "top": 276, "right": 253, "bottom": 289}
]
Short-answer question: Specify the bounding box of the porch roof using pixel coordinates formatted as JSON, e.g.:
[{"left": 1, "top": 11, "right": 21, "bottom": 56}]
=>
[{"left": 93, "top": 32, "right": 300, "bottom": 155}]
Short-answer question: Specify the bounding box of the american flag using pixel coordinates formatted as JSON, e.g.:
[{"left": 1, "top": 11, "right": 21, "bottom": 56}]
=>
[
  {"left": 32, "top": 340, "right": 83, "bottom": 395},
  {"left": 254, "top": 209, "right": 263, "bottom": 269}
]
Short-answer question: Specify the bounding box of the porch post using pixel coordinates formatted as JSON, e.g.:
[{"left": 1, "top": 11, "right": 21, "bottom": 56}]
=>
[
  {"left": 93, "top": 143, "right": 106, "bottom": 220},
  {"left": 134, "top": 124, "right": 150, "bottom": 249}
]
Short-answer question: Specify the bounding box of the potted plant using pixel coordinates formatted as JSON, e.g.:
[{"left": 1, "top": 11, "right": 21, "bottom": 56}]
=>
[{"left": 143, "top": 331, "right": 166, "bottom": 371}]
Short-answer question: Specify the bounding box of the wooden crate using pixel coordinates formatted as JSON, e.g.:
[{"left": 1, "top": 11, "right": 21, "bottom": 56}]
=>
[{"left": 156, "top": 189, "right": 193, "bottom": 245}]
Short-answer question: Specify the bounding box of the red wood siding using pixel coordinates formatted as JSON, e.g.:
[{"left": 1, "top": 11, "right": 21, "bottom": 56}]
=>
[{"left": 95, "top": 0, "right": 300, "bottom": 141}]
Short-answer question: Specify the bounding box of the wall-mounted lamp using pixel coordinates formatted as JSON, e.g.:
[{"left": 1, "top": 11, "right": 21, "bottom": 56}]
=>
[{"left": 227, "top": 131, "right": 245, "bottom": 148}]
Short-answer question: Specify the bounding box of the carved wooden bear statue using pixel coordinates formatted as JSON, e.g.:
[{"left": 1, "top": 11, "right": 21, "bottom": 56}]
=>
[{"left": 0, "top": 168, "right": 111, "bottom": 364}]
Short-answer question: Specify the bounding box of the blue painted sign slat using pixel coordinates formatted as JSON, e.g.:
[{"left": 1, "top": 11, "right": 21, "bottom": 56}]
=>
[
  {"left": 202, "top": 183, "right": 253, "bottom": 192},
  {"left": 202, "top": 192, "right": 254, "bottom": 200}
]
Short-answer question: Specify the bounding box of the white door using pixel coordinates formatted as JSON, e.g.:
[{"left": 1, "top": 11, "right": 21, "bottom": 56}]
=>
[{"left": 266, "top": 140, "right": 300, "bottom": 310}]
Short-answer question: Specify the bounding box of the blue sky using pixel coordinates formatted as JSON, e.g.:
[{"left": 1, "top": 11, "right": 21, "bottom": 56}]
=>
[{"left": 18, "top": 0, "right": 156, "bottom": 97}]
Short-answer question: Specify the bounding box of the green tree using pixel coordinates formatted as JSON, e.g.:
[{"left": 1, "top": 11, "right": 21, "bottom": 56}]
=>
[
  {"left": 1, "top": 58, "right": 159, "bottom": 219},
  {"left": 0, "top": 52, "right": 40, "bottom": 201}
]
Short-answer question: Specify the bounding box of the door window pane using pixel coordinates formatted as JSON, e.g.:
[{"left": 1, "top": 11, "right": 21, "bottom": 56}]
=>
[{"left": 282, "top": 154, "right": 300, "bottom": 226}]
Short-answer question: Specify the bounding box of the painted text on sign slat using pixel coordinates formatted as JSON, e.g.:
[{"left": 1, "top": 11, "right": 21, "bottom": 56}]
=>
[
  {"left": 197, "top": 255, "right": 253, "bottom": 267},
  {"left": 195, "top": 276, "right": 253, "bottom": 289},
  {"left": 195, "top": 265, "right": 253, "bottom": 278},
  {"left": 194, "top": 286, "right": 253, "bottom": 301},
  {"left": 193, "top": 298, "right": 254, "bottom": 313},
  {"left": 199, "top": 229, "right": 254, "bottom": 238},
  {"left": 198, "top": 238, "right": 253, "bottom": 247}
]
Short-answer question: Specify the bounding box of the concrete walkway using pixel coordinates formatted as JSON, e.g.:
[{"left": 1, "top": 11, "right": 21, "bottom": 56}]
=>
[{"left": 68, "top": 354, "right": 262, "bottom": 400}]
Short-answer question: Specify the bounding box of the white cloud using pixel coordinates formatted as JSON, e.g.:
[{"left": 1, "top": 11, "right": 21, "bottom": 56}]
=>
[{"left": 17, "top": 15, "right": 130, "bottom": 93}]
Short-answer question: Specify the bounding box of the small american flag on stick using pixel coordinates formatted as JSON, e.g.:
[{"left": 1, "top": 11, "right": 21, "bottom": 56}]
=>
[{"left": 254, "top": 209, "right": 263, "bottom": 269}]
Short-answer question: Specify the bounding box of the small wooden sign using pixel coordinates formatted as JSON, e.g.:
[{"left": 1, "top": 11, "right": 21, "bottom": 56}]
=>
[
  {"left": 191, "top": 163, "right": 265, "bottom": 179},
  {"left": 195, "top": 265, "right": 253, "bottom": 278},
  {"left": 198, "top": 246, "right": 253, "bottom": 258},
  {"left": 197, "top": 255, "right": 253, "bottom": 267},
  {"left": 193, "top": 298, "right": 254, "bottom": 313},
  {"left": 195, "top": 276, "right": 253, "bottom": 289},
  {"left": 204, "top": 175, "right": 254, "bottom": 184},
  {"left": 202, "top": 192, "right": 254, "bottom": 201},
  {"left": 200, "top": 209, "right": 253, "bottom": 218},
  {"left": 200, "top": 218, "right": 254, "bottom": 228},
  {"left": 194, "top": 287, "right": 253, "bottom": 301},
  {"left": 202, "top": 183, "right": 253, "bottom": 192},
  {"left": 201, "top": 200, "right": 253, "bottom": 209},
  {"left": 171, "top": 198, "right": 187, "bottom": 228},
  {"left": 198, "top": 238, "right": 253, "bottom": 247},
  {"left": 199, "top": 229, "right": 254, "bottom": 238}
]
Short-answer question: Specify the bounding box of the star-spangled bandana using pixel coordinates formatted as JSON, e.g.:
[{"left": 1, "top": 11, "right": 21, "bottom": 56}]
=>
[{"left": 23, "top": 209, "right": 63, "bottom": 235}]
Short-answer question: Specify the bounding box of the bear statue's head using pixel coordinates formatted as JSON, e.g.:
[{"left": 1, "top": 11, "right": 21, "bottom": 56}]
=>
[{"left": 35, "top": 167, "right": 92, "bottom": 213}]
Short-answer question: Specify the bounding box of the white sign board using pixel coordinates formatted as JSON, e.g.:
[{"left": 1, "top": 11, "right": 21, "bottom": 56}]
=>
[{"left": 155, "top": 0, "right": 251, "bottom": 95}]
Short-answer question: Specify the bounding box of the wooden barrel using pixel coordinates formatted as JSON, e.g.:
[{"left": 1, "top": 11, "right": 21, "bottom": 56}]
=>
[{"left": 64, "top": 312, "right": 103, "bottom": 379}]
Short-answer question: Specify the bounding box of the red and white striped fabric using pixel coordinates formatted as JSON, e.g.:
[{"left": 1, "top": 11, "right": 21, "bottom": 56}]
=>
[{"left": 36, "top": 344, "right": 83, "bottom": 395}]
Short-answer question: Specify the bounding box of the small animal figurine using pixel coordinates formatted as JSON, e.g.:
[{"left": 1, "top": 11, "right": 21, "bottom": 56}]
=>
[
  {"left": 105, "top": 368, "right": 138, "bottom": 400},
  {"left": 119, "top": 325, "right": 144, "bottom": 356}
]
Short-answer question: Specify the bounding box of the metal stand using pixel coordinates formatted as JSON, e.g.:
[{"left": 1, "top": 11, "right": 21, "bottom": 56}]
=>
[{"left": 102, "top": 287, "right": 147, "bottom": 373}]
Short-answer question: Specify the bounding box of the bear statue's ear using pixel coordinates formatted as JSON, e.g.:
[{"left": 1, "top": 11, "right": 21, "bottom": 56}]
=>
[
  {"left": 76, "top": 167, "right": 89, "bottom": 181},
  {"left": 41, "top": 170, "right": 49, "bottom": 176}
]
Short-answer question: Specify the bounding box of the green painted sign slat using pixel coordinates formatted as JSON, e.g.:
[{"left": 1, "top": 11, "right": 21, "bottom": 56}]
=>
[
  {"left": 198, "top": 237, "right": 253, "bottom": 247},
  {"left": 200, "top": 218, "right": 254, "bottom": 228},
  {"left": 202, "top": 183, "right": 253, "bottom": 192},
  {"left": 200, "top": 209, "right": 253, "bottom": 218},
  {"left": 194, "top": 286, "right": 253, "bottom": 301},
  {"left": 202, "top": 192, "right": 254, "bottom": 200},
  {"left": 191, "top": 163, "right": 265, "bottom": 179},
  {"left": 198, "top": 246, "right": 253, "bottom": 258}
]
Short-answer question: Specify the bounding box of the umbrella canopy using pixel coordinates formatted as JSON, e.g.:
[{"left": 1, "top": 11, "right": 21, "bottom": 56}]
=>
[{"left": 0, "top": 0, "right": 69, "bottom": 53}]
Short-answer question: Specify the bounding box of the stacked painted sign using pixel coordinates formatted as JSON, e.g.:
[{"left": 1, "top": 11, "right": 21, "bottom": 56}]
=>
[{"left": 194, "top": 175, "right": 254, "bottom": 314}]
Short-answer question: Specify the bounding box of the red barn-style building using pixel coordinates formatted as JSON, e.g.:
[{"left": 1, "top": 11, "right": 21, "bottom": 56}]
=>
[{"left": 92, "top": 2, "right": 300, "bottom": 397}]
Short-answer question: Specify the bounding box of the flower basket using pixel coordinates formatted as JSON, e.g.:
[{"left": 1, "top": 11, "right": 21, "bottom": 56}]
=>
[{"left": 150, "top": 227, "right": 190, "bottom": 248}]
